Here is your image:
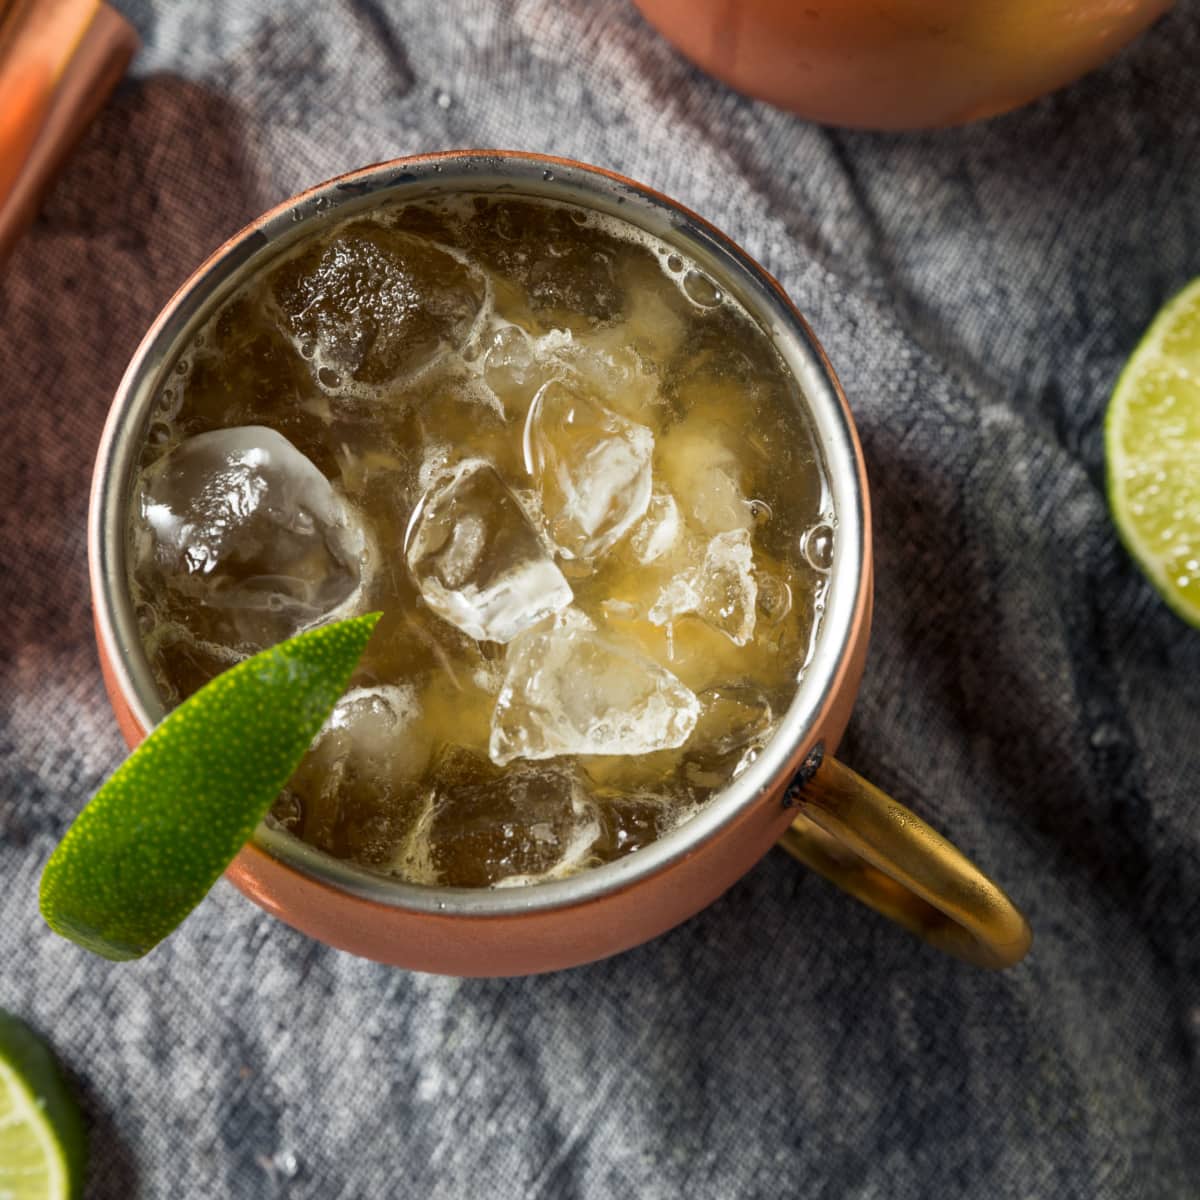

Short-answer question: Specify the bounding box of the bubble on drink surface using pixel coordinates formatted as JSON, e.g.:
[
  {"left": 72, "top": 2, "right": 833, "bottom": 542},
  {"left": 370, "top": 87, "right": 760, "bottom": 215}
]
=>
[
  {"left": 755, "top": 572, "right": 793, "bottom": 625},
  {"left": 489, "top": 612, "right": 701, "bottom": 765},
  {"left": 525, "top": 379, "right": 654, "bottom": 560},
  {"left": 269, "top": 221, "right": 489, "bottom": 393},
  {"left": 649, "top": 529, "right": 758, "bottom": 646},
  {"left": 681, "top": 683, "right": 774, "bottom": 788},
  {"left": 681, "top": 269, "right": 723, "bottom": 309},
  {"left": 134, "top": 425, "right": 368, "bottom": 647},
  {"left": 405, "top": 459, "right": 572, "bottom": 644},
  {"left": 279, "top": 685, "right": 432, "bottom": 865},
  {"left": 802, "top": 522, "right": 835, "bottom": 571},
  {"left": 405, "top": 747, "right": 601, "bottom": 887}
]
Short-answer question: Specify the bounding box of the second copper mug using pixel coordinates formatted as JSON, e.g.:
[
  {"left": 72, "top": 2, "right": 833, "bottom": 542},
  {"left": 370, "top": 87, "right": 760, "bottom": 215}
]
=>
[
  {"left": 89, "top": 151, "right": 1032, "bottom": 975},
  {"left": 631, "top": 0, "right": 1173, "bottom": 129}
]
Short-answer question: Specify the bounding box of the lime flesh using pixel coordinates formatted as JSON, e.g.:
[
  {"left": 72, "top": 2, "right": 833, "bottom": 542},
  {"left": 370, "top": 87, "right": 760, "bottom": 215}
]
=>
[
  {"left": 1106, "top": 277, "right": 1200, "bottom": 627},
  {"left": 0, "top": 1013, "right": 87, "bottom": 1200}
]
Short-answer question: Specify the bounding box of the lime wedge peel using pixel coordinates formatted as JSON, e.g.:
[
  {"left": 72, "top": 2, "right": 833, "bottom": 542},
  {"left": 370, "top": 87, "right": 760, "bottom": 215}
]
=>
[
  {"left": 40, "top": 613, "right": 381, "bottom": 961},
  {"left": 1106, "top": 277, "right": 1200, "bottom": 628},
  {"left": 0, "top": 1011, "right": 87, "bottom": 1200}
]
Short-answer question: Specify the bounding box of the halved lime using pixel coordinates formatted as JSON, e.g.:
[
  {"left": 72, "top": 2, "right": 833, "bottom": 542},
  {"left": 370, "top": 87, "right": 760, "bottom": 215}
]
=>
[
  {"left": 0, "top": 1012, "right": 87, "bottom": 1200},
  {"left": 1106, "top": 277, "right": 1200, "bottom": 627},
  {"left": 40, "top": 612, "right": 380, "bottom": 960}
]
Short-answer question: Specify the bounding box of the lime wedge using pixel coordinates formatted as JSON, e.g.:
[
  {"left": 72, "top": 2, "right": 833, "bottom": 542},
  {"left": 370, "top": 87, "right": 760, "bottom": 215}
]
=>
[
  {"left": 0, "top": 1012, "right": 87, "bottom": 1200},
  {"left": 1106, "top": 277, "right": 1200, "bottom": 627},
  {"left": 40, "top": 613, "right": 381, "bottom": 960}
]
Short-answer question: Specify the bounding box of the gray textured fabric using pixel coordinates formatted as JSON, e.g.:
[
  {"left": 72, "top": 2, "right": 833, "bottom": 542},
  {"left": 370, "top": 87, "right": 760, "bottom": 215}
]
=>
[{"left": 2, "top": 2, "right": 1199, "bottom": 1196}]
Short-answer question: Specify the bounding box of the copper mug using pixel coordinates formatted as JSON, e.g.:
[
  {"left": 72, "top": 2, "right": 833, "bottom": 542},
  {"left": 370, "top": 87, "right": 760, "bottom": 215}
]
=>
[
  {"left": 89, "top": 152, "right": 1031, "bottom": 974},
  {"left": 631, "top": 0, "right": 1173, "bottom": 129}
]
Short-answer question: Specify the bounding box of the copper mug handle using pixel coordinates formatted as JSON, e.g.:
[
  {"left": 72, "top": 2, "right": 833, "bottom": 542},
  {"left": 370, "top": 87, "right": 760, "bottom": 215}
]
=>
[{"left": 779, "top": 755, "right": 1032, "bottom": 969}]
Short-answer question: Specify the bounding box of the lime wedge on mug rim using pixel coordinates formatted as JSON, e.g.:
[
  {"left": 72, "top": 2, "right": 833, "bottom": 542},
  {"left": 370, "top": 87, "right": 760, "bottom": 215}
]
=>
[
  {"left": 1106, "top": 277, "right": 1200, "bottom": 627},
  {"left": 39, "top": 613, "right": 380, "bottom": 961},
  {"left": 0, "top": 1011, "right": 87, "bottom": 1200}
]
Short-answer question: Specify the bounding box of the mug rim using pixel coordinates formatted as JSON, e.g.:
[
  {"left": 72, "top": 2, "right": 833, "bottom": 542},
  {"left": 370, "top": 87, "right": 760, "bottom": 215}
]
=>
[{"left": 89, "top": 149, "right": 871, "bottom": 919}]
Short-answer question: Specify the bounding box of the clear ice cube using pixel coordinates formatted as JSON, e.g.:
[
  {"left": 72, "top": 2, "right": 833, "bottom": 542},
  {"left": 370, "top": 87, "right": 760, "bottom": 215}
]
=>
[
  {"left": 660, "top": 421, "right": 752, "bottom": 536},
  {"left": 136, "top": 425, "right": 367, "bottom": 646},
  {"left": 465, "top": 200, "right": 626, "bottom": 326},
  {"left": 405, "top": 459, "right": 572, "bottom": 643},
  {"left": 592, "top": 791, "right": 692, "bottom": 860},
  {"left": 682, "top": 683, "right": 774, "bottom": 787},
  {"left": 280, "top": 685, "right": 431, "bottom": 865},
  {"left": 411, "top": 747, "right": 601, "bottom": 887},
  {"left": 649, "top": 529, "right": 758, "bottom": 646},
  {"left": 698, "top": 529, "right": 758, "bottom": 644},
  {"left": 483, "top": 323, "right": 539, "bottom": 402},
  {"left": 489, "top": 614, "right": 700, "bottom": 764},
  {"left": 270, "top": 222, "right": 488, "bottom": 391},
  {"left": 630, "top": 489, "right": 683, "bottom": 565},
  {"left": 525, "top": 380, "right": 654, "bottom": 559}
]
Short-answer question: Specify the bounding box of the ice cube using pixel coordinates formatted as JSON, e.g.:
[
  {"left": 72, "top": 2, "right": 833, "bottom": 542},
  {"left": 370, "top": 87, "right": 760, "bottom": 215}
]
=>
[
  {"left": 270, "top": 221, "right": 488, "bottom": 391},
  {"left": 405, "top": 459, "right": 572, "bottom": 643},
  {"left": 697, "top": 529, "right": 758, "bottom": 644},
  {"left": 659, "top": 420, "right": 752, "bottom": 536},
  {"left": 592, "top": 792, "right": 692, "bottom": 860},
  {"left": 279, "top": 685, "right": 432, "bottom": 864},
  {"left": 489, "top": 615, "right": 700, "bottom": 764},
  {"left": 525, "top": 379, "right": 654, "bottom": 559},
  {"left": 465, "top": 200, "right": 626, "bottom": 327},
  {"left": 649, "top": 529, "right": 758, "bottom": 646},
  {"left": 136, "top": 425, "right": 367, "bottom": 647},
  {"left": 483, "top": 323, "right": 539, "bottom": 402},
  {"left": 410, "top": 748, "right": 601, "bottom": 887},
  {"left": 648, "top": 575, "right": 701, "bottom": 627},
  {"left": 681, "top": 683, "right": 774, "bottom": 788},
  {"left": 630, "top": 489, "right": 683, "bottom": 565}
]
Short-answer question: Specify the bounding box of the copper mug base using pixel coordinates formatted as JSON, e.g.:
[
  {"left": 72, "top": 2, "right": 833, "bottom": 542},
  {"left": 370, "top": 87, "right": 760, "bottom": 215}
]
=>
[{"left": 89, "top": 152, "right": 1031, "bottom": 975}]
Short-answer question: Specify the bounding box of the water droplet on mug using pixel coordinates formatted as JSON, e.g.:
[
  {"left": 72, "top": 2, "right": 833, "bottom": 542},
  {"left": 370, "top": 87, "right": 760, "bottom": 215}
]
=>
[
  {"left": 175, "top": 358, "right": 189, "bottom": 376},
  {"left": 802, "top": 523, "right": 834, "bottom": 571},
  {"left": 682, "top": 269, "right": 723, "bottom": 308},
  {"left": 314, "top": 196, "right": 329, "bottom": 212},
  {"left": 542, "top": 169, "right": 555, "bottom": 182},
  {"left": 148, "top": 421, "right": 172, "bottom": 447}
]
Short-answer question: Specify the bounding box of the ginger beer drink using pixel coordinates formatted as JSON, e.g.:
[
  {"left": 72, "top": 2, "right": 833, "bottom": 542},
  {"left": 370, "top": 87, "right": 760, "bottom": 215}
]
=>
[{"left": 127, "top": 193, "right": 834, "bottom": 887}]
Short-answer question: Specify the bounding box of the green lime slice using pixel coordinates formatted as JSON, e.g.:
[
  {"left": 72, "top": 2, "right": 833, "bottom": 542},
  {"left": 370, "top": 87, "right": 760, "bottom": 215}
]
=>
[
  {"left": 0, "top": 1012, "right": 87, "bottom": 1200},
  {"left": 40, "top": 613, "right": 381, "bottom": 960},
  {"left": 1106, "top": 277, "right": 1200, "bottom": 627}
]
